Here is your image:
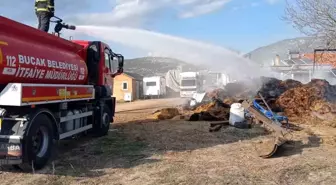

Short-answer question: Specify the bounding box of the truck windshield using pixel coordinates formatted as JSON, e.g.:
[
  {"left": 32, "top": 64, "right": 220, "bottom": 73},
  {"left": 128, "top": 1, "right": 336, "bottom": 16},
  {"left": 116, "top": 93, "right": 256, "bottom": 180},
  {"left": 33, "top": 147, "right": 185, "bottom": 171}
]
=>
[
  {"left": 146, "top": 82, "right": 156, "bottom": 86},
  {"left": 181, "top": 79, "right": 196, "bottom": 86}
]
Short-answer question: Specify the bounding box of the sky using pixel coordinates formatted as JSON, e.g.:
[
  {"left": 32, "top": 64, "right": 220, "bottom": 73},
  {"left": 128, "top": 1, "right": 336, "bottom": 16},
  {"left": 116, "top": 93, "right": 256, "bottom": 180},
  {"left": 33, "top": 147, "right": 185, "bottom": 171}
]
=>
[{"left": 0, "top": 0, "right": 302, "bottom": 58}]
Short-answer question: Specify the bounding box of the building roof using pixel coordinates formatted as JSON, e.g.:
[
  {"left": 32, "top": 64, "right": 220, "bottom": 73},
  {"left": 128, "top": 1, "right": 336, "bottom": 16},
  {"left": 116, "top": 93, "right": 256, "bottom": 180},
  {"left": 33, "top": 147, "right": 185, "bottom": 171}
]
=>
[
  {"left": 271, "top": 53, "right": 334, "bottom": 72},
  {"left": 282, "top": 58, "right": 314, "bottom": 65},
  {"left": 272, "top": 51, "right": 336, "bottom": 67},
  {"left": 270, "top": 64, "right": 333, "bottom": 72},
  {"left": 302, "top": 53, "right": 336, "bottom": 67},
  {"left": 124, "top": 72, "right": 143, "bottom": 80}
]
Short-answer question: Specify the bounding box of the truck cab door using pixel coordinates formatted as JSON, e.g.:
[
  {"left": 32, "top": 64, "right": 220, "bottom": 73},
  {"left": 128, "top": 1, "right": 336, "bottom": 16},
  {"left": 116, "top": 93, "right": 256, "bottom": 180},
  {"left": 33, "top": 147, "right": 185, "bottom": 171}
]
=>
[
  {"left": 103, "top": 48, "right": 114, "bottom": 94},
  {"left": 87, "top": 42, "right": 101, "bottom": 85}
]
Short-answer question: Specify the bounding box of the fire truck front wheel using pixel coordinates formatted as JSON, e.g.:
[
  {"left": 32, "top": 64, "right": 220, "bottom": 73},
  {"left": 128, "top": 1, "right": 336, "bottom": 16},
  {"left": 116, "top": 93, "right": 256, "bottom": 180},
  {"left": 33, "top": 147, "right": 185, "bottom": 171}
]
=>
[
  {"left": 22, "top": 114, "right": 55, "bottom": 171},
  {"left": 94, "top": 104, "right": 112, "bottom": 137}
]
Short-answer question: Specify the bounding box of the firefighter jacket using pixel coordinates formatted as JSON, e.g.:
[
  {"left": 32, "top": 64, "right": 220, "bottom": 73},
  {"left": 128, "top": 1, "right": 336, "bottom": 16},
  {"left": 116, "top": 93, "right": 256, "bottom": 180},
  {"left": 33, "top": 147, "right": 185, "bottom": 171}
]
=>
[{"left": 35, "top": 0, "right": 54, "bottom": 13}]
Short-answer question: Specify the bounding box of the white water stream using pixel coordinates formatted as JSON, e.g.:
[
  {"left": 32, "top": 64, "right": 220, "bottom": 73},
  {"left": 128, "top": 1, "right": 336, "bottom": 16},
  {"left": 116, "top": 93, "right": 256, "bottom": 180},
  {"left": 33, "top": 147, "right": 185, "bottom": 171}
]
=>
[{"left": 75, "top": 25, "right": 273, "bottom": 80}]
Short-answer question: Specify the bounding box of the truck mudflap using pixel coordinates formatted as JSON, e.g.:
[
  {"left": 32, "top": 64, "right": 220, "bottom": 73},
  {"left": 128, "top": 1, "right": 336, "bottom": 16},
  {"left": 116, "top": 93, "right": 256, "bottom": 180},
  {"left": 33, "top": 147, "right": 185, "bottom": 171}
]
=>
[
  {"left": 0, "top": 115, "right": 26, "bottom": 166},
  {"left": 0, "top": 136, "right": 22, "bottom": 165}
]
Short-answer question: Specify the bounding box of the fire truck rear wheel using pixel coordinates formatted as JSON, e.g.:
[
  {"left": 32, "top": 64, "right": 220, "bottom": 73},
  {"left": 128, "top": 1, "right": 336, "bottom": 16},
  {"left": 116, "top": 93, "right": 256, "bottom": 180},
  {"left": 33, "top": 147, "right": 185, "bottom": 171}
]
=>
[{"left": 20, "top": 114, "right": 55, "bottom": 171}]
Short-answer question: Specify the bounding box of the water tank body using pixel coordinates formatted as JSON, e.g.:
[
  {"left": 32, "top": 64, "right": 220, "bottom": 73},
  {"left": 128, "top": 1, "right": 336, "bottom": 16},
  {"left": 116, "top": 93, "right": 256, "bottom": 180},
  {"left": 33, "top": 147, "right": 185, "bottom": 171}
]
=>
[
  {"left": 274, "top": 55, "right": 280, "bottom": 66},
  {"left": 0, "top": 16, "right": 88, "bottom": 85}
]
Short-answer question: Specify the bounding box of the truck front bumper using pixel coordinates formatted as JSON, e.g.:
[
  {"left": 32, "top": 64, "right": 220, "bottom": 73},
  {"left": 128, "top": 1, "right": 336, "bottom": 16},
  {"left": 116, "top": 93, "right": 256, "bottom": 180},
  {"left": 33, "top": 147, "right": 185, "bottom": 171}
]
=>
[{"left": 180, "top": 91, "right": 196, "bottom": 98}]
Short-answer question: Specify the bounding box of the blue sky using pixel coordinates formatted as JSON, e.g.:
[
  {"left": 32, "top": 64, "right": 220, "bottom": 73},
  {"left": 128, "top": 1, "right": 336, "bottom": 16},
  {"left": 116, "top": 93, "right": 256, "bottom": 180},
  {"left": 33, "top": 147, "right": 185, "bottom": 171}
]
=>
[
  {"left": 152, "top": 0, "right": 301, "bottom": 52},
  {"left": 0, "top": 0, "right": 302, "bottom": 58}
]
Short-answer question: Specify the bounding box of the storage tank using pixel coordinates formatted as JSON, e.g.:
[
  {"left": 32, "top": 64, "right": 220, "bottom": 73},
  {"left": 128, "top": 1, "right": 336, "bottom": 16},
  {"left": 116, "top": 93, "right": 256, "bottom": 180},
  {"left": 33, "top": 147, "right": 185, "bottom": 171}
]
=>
[
  {"left": 0, "top": 16, "right": 88, "bottom": 85},
  {"left": 274, "top": 55, "right": 280, "bottom": 66}
]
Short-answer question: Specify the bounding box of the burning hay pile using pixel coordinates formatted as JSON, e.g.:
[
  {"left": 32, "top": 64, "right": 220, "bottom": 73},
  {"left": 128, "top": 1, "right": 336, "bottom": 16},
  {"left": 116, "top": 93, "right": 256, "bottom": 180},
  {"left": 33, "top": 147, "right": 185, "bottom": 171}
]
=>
[
  {"left": 258, "top": 78, "right": 303, "bottom": 99},
  {"left": 152, "top": 77, "right": 336, "bottom": 127},
  {"left": 276, "top": 79, "right": 336, "bottom": 127}
]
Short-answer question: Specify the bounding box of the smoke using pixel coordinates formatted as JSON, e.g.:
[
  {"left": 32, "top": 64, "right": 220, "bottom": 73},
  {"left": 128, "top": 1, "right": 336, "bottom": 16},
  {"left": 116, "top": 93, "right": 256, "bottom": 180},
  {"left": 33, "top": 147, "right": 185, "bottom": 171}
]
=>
[
  {"left": 75, "top": 25, "right": 274, "bottom": 81},
  {"left": 311, "top": 71, "right": 336, "bottom": 85}
]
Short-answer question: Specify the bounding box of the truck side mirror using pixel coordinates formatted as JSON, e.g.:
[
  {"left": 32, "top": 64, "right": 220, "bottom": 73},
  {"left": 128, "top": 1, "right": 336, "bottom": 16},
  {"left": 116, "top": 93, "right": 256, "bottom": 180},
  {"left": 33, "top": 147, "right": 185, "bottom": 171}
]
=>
[
  {"left": 117, "top": 55, "right": 124, "bottom": 69},
  {"left": 110, "top": 54, "right": 124, "bottom": 77}
]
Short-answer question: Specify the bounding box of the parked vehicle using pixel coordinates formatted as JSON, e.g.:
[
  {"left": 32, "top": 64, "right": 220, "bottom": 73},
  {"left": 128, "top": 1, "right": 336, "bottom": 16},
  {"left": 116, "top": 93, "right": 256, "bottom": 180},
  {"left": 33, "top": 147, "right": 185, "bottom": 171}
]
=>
[
  {"left": 0, "top": 16, "right": 124, "bottom": 170},
  {"left": 180, "top": 72, "right": 203, "bottom": 98},
  {"left": 143, "top": 76, "right": 166, "bottom": 98}
]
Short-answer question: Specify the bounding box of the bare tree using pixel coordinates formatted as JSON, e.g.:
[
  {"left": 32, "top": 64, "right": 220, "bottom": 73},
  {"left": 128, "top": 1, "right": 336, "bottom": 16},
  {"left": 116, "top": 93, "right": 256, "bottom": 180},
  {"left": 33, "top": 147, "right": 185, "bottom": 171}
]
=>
[{"left": 283, "top": 0, "right": 336, "bottom": 48}]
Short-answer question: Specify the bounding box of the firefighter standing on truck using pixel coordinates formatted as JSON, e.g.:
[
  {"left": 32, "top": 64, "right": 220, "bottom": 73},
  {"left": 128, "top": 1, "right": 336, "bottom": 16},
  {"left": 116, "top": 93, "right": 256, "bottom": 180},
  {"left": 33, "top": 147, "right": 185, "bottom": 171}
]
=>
[{"left": 35, "top": 0, "right": 54, "bottom": 32}]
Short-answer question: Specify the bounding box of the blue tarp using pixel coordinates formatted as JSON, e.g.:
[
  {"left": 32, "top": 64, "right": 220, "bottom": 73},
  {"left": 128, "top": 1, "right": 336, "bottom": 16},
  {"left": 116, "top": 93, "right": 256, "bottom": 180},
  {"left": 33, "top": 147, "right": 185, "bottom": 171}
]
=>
[{"left": 252, "top": 100, "right": 288, "bottom": 123}]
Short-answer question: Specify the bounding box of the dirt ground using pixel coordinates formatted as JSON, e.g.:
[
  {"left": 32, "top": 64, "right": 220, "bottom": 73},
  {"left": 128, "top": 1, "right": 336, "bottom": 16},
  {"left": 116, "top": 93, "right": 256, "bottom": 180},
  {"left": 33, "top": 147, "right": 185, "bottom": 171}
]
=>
[{"left": 1, "top": 98, "right": 336, "bottom": 185}]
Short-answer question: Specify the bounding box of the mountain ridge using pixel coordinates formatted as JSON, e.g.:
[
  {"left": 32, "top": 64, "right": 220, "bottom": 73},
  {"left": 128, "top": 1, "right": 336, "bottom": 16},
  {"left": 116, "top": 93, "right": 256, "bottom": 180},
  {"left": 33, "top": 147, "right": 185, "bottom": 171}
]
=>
[
  {"left": 245, "top": 36, "right": 327, "bottom": 64},
  {"left": 123, "top": 56, "right": 201, "bottom": 77}
]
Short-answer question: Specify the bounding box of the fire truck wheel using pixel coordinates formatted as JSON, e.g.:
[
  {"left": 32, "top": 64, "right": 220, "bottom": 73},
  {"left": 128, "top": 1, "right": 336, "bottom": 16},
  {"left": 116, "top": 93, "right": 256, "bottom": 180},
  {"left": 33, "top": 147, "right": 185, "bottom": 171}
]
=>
[
  {"left": 21, "top": 114, "right": 55, "bottom": 171},
  {"left": 94, "top": 105, "right": 111, "bottom": 137}
]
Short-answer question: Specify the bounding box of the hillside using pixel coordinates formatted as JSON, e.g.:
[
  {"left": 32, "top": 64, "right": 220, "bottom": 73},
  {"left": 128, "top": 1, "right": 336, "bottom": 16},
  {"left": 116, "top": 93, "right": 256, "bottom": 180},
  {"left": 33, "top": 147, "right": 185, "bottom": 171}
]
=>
[
  {"left": 123, "top": 57, "right": 202, "bottom": 77},
  {"left": 245, "top": 37, "right": 327, "bottom": 64}
]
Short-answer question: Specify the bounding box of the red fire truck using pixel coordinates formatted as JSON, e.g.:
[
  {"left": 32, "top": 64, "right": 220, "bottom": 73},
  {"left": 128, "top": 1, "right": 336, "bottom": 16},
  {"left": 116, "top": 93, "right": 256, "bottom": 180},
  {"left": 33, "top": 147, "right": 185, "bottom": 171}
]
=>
[{"left": 0, "top": 16, "right": 124, "bottom": 170}]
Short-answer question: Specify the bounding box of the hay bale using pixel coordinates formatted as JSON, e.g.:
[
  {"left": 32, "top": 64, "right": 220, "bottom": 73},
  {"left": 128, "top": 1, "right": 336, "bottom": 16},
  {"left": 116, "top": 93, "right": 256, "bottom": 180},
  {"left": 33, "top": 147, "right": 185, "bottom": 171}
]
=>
[
  {"left": 275, "top": 79, "right": 336, "bottom": 126},
  {"left": 258, "top": 77, "right": 302, "bottom": 100},
  {"left": 193, "top": 102, "right": 215, "bottom": 113},
  {"left": 187, "top": 100, "right": 230, "bottom": 121},
  {"left": 152, "top": 108, "right": 180, "bottom": 120}
]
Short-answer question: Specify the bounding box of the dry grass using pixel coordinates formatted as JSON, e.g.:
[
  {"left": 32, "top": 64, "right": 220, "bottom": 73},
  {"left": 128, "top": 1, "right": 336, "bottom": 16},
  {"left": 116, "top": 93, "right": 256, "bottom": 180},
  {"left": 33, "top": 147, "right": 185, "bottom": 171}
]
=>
[{"left": 1, "top": 99, "right": 336, "bottom": 185}]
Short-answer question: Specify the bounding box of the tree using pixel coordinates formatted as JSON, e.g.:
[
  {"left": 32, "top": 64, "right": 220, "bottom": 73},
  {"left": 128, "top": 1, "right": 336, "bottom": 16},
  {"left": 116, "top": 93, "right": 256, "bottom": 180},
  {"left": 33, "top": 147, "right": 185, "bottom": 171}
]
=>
[{"left": 283, "top": 0, "right": 336, "bottom": 47}]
